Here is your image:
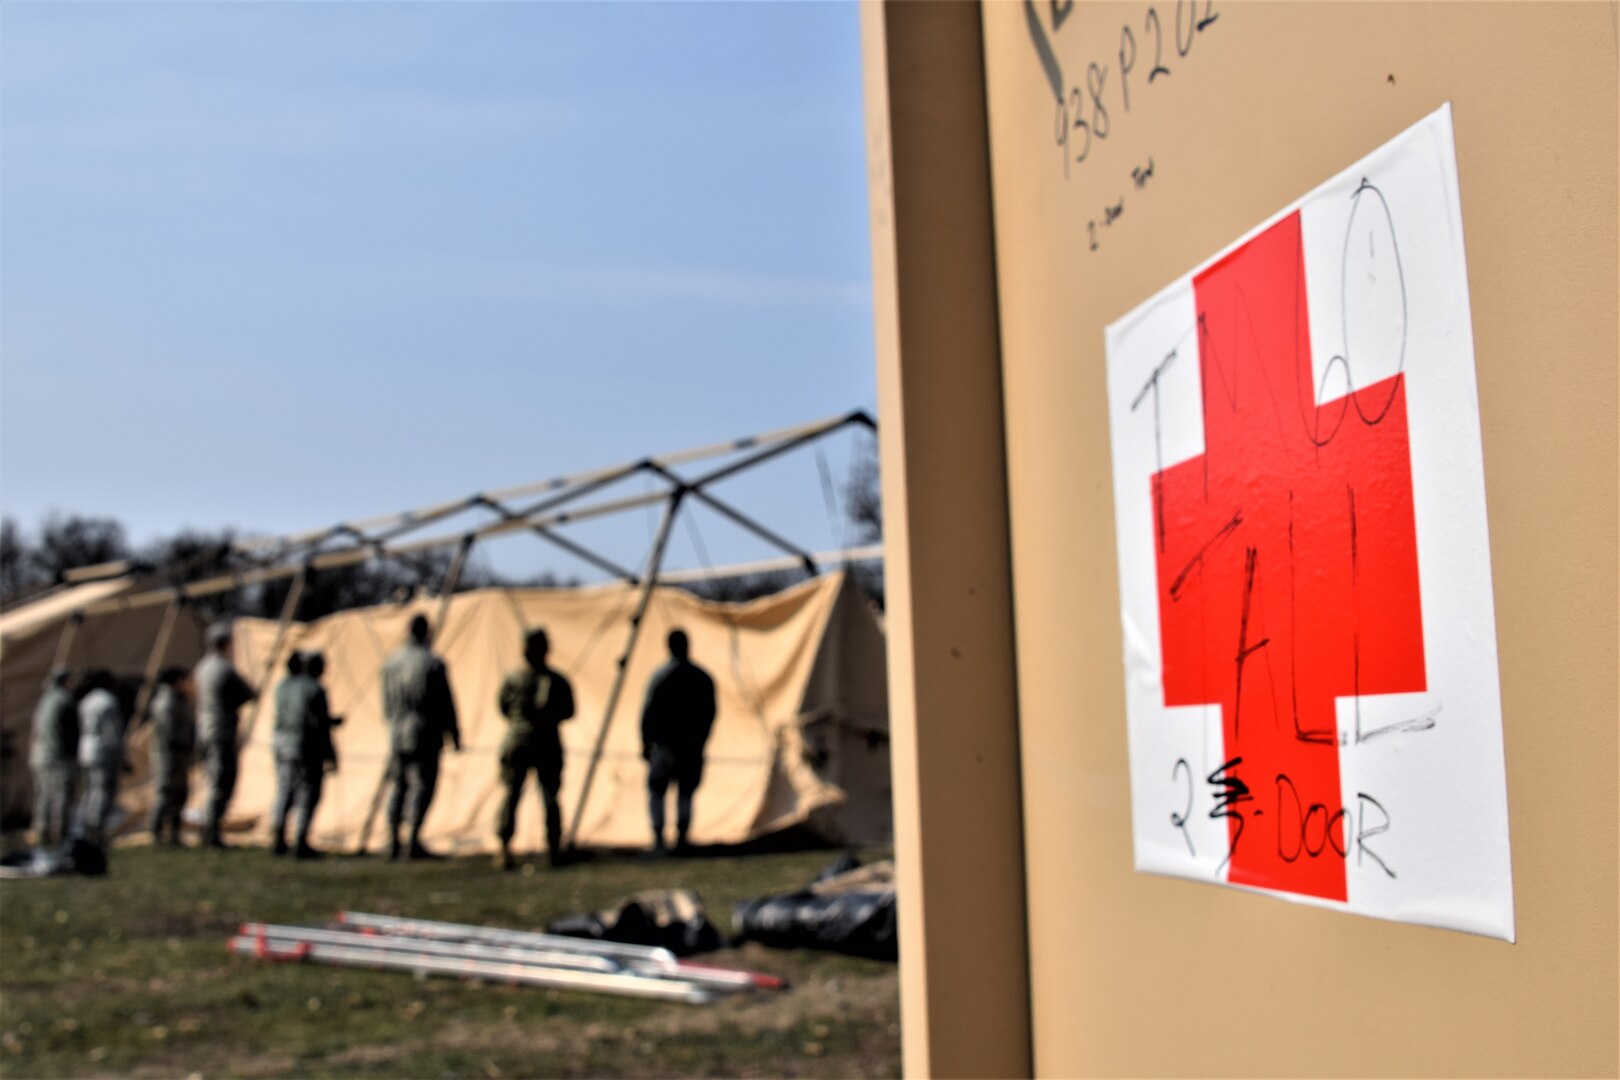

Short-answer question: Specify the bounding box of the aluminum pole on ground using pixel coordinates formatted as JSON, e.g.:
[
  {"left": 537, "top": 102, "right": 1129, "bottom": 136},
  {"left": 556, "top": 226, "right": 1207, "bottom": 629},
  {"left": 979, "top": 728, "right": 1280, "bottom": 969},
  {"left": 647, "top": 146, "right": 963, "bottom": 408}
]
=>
[
  {"left": 334, "top": 912, "right": 778, "bottom": 990},
  {"left": 339, "top": 910, "right": 677, "bottom": 964},
  {"left": 226, "top": 935, "right": 717, "bottom": 1004},
  {"left": 237, "top": 923, "right": 621, "bottom": 973}
]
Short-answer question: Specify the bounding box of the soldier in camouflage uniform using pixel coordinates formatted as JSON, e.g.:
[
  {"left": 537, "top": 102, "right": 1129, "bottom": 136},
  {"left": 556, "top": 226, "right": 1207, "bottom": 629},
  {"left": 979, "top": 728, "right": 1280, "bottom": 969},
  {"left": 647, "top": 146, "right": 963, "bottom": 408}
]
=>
[
  {"left": 270, "top": 652, "right": 334, "bottom": 859},
  {"left": 381, "top": 615, "right": 460, "bottom": 860},
  {"left": 30, "top": 666, "right": 79, "bottom": 849},
  {"left": 305, "top": 650, "right": 340, "bottom": 781},
  {"left": 77, "top": 669, "right": 128, "bottom": 848},
  {"left": 194, "top": 623, "right": 257, "bottom": 849},
  {"left": 146, "top": 667, "right": 196, "bottom": 846},
  {"left": 494, "top": 628, "right": 576, "bottom": 871}
]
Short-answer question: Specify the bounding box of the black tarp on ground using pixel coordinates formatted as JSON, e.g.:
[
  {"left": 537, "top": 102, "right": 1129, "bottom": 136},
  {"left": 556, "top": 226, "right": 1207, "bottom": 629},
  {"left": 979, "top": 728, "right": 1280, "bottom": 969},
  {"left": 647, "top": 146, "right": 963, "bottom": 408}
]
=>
[
  {"left": 732, "top": 856, "right": 897, "bottom": 961},
  {"left": 547, "top": 888, "right": 723, "bottom": 957}
]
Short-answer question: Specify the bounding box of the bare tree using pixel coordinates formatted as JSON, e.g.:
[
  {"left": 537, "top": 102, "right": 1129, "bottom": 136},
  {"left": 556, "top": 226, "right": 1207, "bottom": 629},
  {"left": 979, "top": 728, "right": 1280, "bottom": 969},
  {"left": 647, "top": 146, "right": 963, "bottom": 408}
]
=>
[
  {"left": 845, "top": 436, "right": 882, "bottom": 544},
  {"left": 138, "top": 528, "right": 249, "bottom": 620},
  {"left": 842, "top": 436, "right": 884, "bottom": 609},
  {"left": 250, "top": 547, "right": 505, "bottom": 621},
  {"left": 682, "top": 568, "right": 804, "bottom": 604},
  {"left": 1, "top": 517, "right": 46, "bottom": 606},
  {"left": 29, "top": 513, "right": 130, "bottom": 583}
]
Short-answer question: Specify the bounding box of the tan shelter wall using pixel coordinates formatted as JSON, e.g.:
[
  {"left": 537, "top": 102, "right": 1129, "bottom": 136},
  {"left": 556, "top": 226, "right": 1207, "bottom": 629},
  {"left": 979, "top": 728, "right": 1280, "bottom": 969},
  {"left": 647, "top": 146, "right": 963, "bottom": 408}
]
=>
[
  {"left": 0, "top": 581, "right": 207, "bottom": 826},
  {"left": 861, "top": 3, "right": 1032, "bottom": 1077},
  {"left": 971, "top": 2, "right": 1616, "bottom": 1077},
  {"left": 160, "top": 572, "right": 887, "bottom": 854}
]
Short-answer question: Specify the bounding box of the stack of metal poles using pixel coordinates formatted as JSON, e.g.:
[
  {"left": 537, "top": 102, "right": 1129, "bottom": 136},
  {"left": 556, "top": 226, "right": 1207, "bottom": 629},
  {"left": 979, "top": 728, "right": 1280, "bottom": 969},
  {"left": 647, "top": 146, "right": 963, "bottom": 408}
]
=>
[{"left": 227, "top": 910, "right": 783, "bottom": 1004}]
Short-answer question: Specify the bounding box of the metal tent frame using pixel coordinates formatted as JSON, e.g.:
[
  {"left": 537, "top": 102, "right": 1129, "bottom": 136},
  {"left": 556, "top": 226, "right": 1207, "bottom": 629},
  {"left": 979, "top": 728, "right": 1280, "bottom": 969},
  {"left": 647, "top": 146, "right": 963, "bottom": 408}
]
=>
[{"left": 57, "top": 409, "right": 879, "bottom": 852}]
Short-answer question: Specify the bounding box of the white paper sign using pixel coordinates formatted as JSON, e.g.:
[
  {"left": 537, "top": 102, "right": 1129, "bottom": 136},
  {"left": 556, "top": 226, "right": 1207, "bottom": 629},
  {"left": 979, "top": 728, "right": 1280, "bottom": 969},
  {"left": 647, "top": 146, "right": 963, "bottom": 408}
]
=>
[{"left": 1104, "top": 106, "right": 1514, "bottom": 940}]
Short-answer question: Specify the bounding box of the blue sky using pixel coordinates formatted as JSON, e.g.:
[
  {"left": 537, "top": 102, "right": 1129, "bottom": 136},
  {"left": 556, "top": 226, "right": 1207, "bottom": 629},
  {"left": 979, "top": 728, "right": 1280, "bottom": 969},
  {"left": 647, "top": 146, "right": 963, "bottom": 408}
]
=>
[{"left": 0, "top": 2, "right": 876, "bottom": 582}]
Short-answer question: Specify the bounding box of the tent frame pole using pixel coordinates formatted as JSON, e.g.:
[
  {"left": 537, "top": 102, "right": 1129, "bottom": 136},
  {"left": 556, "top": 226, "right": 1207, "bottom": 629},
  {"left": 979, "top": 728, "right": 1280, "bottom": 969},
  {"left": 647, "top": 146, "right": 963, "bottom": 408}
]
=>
[
  {"left": 687, "top": 411, "right": 873, "bottom": 489},
  {"left": 472, "top": 495, "right": 641, "bottom": 583},
  {"left": 237, "top": 562, "right": 308, "bottom": 746},
  {"left": 80, "top": 413, "right": 877, "bottom": 617},
  {"left": 562, "top": 489, "right": 685, "bottom": 851},
  {"left": 431, "top": 535, "right": 474, "bottom": 635},
  {"left": 687, "top": 487, "right": 817, "bottom": 575},
  {"left": 199, "top": 411, "right": 873, "bottom": 585},
  {"left": 50, "top": 612, "right": 84, "bottom": 670},
  {"left": 642, "top": 460, "right": 818, "bottom": 572},
  {"left": 129, "top": 593, "right": 184, "bottom": 726}
]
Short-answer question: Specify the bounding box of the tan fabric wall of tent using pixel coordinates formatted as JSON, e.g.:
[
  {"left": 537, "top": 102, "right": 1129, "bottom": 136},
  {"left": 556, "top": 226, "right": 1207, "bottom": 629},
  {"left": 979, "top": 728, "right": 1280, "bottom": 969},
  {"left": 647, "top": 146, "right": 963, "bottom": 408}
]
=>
[
  {"left": 171, "top": 571, "right": 887, "bottom": 854},
  {"left": 0, "top": 579, "right": 207, "bottom": 826}
]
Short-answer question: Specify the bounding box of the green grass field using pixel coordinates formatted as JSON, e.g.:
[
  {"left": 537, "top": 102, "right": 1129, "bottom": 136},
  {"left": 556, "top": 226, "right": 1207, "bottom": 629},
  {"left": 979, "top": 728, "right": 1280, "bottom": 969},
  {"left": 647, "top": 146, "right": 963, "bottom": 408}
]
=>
[{"left": 0, "top": 842, "right": 899, "bottom": 1079}]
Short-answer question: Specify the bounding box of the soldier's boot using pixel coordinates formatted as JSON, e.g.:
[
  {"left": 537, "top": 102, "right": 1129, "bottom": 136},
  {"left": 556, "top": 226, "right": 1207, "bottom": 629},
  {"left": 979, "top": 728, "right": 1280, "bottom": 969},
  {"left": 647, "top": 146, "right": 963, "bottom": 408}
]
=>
[
  {"left": 295, "top": 842, "right": 323, "bottom": 861},
  {"left": 494, "top": 841, "right": 513, "bottom": 872},
  {"left": 272, "top": 830, "right": 289, "bottom": 857},
  {"left": 546, "top": 818, "right": 564, "bottom": 869},
  {"left": 406, "top": 828, "right": 440, "bottom": 861},
  {"left": 387, "top": 830, "right": 403, "bottom": 861}
]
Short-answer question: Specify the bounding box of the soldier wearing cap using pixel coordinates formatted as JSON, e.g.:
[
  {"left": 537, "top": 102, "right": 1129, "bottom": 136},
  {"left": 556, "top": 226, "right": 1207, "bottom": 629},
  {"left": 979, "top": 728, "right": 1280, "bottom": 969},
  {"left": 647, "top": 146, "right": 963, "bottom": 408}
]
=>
[
  {"left": 641, "top": 629, "right": 716, "bottom": 854},
  {"left": 193, "top": 622, "right": 257, "bottom": 849},
  {"left": 146, "top": 666, "right": 196, "bottom": 846},
  {"left": 380, "top": 615, "right": 460, "bottom": 860},
  {"left": 77, "top": 669, "right": 128, "bottom": 847},
  {"left": 269, "top": 652, "right": 339, "bottom": 858},
  {"left": 30, "top": 666, "right": 79, "bottom": 849},
  {"left": 494, "top": 628, "right": 576, "bottom": 870},
  {"left": 304, "top": 651, "right": 340, "bottom": 783}
]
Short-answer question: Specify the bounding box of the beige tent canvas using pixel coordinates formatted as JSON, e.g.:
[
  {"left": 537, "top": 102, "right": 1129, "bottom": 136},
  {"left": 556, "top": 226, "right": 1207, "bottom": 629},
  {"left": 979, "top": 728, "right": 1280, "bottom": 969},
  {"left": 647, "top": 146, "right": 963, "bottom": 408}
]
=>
[
  {"left": 0, "top": 579, "right": 207, "bottom": 827},
  {"left": 166, "top": 570, "right": 888, "bottom": 854}
]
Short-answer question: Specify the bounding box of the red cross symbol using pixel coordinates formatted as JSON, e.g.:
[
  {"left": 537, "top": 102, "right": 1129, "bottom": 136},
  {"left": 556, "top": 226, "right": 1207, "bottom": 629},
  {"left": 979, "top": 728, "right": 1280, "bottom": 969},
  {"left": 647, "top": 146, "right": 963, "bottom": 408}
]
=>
[{"left": 1153, "top": 209, "right": 1427, "bottom": 901}]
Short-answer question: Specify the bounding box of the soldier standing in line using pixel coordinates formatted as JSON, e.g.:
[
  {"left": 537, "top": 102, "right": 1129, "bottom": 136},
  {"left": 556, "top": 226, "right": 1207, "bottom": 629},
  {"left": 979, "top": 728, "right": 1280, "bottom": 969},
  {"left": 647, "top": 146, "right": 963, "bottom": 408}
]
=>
[
  {"left": 270, "top": 652, "right": 312, "bottom": 856},
  {"left": 269, "top": 651, "right": 339, "bottom": 859},
  {"left": 640, "top": 629, "right": 716, "bottom": 855},
  {"left": 494, "top": 628, "right": 575, "bottom": 871},
  {"left": 381, "top": 615, "right": 460, "bottom": 860},
  {"left": 194, "top": 623, "right": 257, "bottom": 849},
  {"left": 146, "top": 667, "right": 196, "bottom": 846},
  {"left": 304, "top": 650, "right": 341, "bottom": 792},
  {"left": 30, "top": 666, "right": 79, "bottom": 850},
  {"left": 77, "top": 669, "right": 127, "bottom": 847}
]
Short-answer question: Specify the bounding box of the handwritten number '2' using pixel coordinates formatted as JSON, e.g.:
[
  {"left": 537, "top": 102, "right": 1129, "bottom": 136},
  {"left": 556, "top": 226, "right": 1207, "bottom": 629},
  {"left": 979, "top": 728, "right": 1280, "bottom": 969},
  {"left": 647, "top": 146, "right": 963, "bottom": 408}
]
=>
[
  {"left": 1144, "top": 8, "right": 1171, "bottom": 81},
  {"left": 1171, "top": 757, "right": 1196, "bottom": 856}
]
